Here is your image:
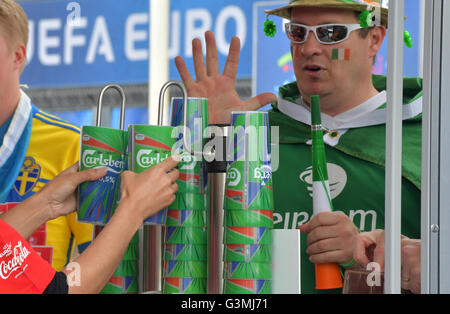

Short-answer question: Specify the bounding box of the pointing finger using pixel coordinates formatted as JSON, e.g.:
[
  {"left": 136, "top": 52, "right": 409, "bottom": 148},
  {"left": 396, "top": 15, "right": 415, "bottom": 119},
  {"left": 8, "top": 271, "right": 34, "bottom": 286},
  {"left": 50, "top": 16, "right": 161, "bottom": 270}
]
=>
[{"left": 158, "top": 155, "right": 181, "bottom": 172}]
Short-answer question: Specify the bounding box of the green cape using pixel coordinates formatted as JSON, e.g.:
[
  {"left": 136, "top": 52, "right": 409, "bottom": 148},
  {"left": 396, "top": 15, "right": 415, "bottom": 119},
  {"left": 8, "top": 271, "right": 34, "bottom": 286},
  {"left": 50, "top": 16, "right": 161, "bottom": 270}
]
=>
[{"left": 268, "top": 75, "right": 423, "bottom": 189}]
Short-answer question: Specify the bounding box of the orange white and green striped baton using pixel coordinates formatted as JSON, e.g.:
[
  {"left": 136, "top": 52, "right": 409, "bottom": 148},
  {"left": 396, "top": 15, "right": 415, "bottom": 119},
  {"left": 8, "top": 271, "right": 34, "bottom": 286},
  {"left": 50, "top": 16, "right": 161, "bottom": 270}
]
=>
[{"left": 310, "top": 95, "right": 343, "bottom": 290}]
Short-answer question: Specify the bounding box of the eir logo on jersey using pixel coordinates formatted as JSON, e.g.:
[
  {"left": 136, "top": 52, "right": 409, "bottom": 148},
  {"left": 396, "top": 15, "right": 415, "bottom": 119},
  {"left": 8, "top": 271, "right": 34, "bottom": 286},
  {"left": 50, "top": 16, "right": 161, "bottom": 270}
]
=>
[{"left": 299, "top": 163, "right": 347, "bottom": 200}]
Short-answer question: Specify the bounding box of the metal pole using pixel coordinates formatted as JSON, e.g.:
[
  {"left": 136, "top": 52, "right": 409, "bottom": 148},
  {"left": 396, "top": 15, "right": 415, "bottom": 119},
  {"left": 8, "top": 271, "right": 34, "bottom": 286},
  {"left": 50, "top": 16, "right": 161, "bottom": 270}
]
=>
[
  {"left": 421, "top": 0, "right": 443, "bottom": 294},
  {"left": 385, "top": 0, "right": 404, "bottom": 294},
  {"left": 207, "top": 172, "right": 225, "bottom": 293},
  {"left": 438, "top": 0, "right": 450, "bottom": 293},
  {"left": 418, "top": 0, "right": 426, "bottom": 78},
  {"left": 149, "top": 0, "right": 170, "bottom": 125},
  {"left": 420, "top": 0, "right": 434, "bottom": 295},
  {"left": 205, "top": 125, "right": 229, "bottom": 294},
  {"left": 142, "top": 225, "right": 162, "bottom": 292},
  {"left": 142, "top": 0, "right": 170, "bottom": 293}
]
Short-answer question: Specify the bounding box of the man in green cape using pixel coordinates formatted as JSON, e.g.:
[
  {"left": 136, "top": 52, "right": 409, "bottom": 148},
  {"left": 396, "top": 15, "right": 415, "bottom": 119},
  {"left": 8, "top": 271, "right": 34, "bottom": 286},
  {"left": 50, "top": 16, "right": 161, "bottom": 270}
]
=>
[{"left": 175, "top": 0, "right": 422, "bottom": 294}]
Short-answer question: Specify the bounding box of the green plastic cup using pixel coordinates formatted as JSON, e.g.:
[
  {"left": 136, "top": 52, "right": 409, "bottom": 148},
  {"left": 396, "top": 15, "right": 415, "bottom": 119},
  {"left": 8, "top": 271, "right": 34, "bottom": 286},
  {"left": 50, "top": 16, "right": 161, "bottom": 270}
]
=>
[
  {"left": 163, "top": 244, "right": 207, "bottom": 261},
  {"left": 224, "top": 210, "right": 273, "bottom": 228},
  {"left": 165, "top": 226, "right": 208, "bottom": 244},
  {"left": 128, "top": 125, "right": 176, "bottom": 172},
  {"left": 223, "top": 261, "right": 272, "bottom": 279},
  {"left": 223, "top": 244, "right": 272, "bottom": 263},
  {"left": 163, "top": 260, "right": 207, "bottom": 278},
  {"left": 101, "top": 276, "right": 139, "bottom": 294},
  {"left": 227, "top": 111, "right": 271, "bottom": 164},
  {"left": 223, "top": 226, "right": 272, "bottom": 245},
  {"left": 113, "top": 259, "right": 138, "bottom": 277},
  {"left": 166, "top": 210, "right": 207, "bottom": 227},
  {"left": 224, "top": 161, "right": 274, "bottom": 210},
  {"left": 163, "top": 277, "right": 207, "bottom": 294},
  {"left": 78, "top": 126, "right": 128, "bottom": 225},
  {"left": 170, "top": 97, "right": 209, "bottom": 157},
  {"left": 223, "top": 279, "right": 272, "bottom": 294},
  {"left": 168, "top": 192, "right": 208, "bottom": 210},
  {"left": 128, "top": 125, "right": 178, "bottom": 225}
]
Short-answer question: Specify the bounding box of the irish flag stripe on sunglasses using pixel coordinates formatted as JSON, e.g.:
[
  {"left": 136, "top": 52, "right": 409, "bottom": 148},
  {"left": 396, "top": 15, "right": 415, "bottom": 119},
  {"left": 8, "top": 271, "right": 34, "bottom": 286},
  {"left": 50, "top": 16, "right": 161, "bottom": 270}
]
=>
[{"left": 332, "top": 48, "right": 351, "bottom": 61}]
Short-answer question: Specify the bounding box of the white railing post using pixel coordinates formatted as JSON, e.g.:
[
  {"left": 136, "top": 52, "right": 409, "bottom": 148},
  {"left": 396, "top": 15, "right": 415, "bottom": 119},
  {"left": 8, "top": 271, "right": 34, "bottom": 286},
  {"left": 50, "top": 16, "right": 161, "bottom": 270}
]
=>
[{"left": 385, "top": 0, "right": 404, "bottom": 294}]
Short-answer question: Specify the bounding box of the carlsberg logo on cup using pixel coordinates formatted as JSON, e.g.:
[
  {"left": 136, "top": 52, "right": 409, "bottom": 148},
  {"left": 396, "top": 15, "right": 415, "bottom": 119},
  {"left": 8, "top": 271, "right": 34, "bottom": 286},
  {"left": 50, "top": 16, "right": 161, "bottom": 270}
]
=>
[
  {"left": 82, "top": 149, "right": 124, "bottom": 172},
  {"left": 179, "top": 151, "right": 197, "bottom": 171},
  {"left": 137, "top": 149, "right": 170, "bottom": 168}
]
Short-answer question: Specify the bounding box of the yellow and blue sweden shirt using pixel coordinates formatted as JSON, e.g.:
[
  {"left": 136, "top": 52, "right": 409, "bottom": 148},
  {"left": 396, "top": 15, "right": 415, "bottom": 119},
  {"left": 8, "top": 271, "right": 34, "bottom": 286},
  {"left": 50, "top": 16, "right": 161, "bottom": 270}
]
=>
[{"left": 0, "top": 104, "right": 94, "bottom": 271}]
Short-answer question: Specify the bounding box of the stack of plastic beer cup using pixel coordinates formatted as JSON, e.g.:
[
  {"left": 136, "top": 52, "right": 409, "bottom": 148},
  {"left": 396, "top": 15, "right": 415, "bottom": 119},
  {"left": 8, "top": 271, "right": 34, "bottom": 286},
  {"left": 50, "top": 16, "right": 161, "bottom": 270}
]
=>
[
  {"left": 78, "top": 85, "right": 138, "bottom": 293},
  {"left": 222, "top": 111, "right": 274, "bottom": 294},
  {"left": 99, "top": 228, "right": 140, "bottom": 294},
  {"left": 128, "top": 124, "right": 178, "bottom": 225},
  {"left": 78, "top": 85, "right": 127, "bottom": 226},
  {"left": 161, "top": 97, "right": 209, "bottom": 294}
]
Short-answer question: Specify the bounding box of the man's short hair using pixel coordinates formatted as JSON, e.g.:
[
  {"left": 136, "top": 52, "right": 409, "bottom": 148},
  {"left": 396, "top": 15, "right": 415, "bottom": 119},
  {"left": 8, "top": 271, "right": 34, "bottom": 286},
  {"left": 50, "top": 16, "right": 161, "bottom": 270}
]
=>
[
  {"left": 353, "top": 11, "right": 377, "bottom": 65},
  {"left": 0, "top": 0, "right": 29, "bottom": 51}
]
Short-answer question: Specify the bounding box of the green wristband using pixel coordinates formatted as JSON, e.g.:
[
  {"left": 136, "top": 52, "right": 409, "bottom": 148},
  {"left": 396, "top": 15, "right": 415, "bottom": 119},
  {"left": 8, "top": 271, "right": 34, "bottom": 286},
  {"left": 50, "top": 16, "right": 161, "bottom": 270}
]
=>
[
  {"left": 340, "top": 258, "right": 356, "bottom": 268},
  {"left": 339, "top": 223, "right": 360, "bottom": 268}
]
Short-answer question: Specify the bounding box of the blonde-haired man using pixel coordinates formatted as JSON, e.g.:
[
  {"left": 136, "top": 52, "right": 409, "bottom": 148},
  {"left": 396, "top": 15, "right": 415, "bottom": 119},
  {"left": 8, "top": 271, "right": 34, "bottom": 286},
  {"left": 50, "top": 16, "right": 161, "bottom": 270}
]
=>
[
  {"left": 0, "top": 0, "right": 28, "bottom": 74},
  {"left": 0, "top": 0, "right": 95, "bottom": 273}
]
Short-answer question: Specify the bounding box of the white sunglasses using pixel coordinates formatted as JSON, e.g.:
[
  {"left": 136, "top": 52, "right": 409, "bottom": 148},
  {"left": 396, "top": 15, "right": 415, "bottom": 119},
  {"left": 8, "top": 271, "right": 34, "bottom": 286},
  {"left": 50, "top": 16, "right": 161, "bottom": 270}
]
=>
[{"left": 285, "top": 23, "right": 366, "bottom": 45}]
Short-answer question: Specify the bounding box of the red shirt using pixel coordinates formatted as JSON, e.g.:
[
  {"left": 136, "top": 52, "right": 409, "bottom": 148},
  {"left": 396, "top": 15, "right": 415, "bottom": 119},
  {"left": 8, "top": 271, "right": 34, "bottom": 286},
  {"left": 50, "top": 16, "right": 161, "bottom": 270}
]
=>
[{"left": 0, "top": 218, "right": 55, "bottom": 294}]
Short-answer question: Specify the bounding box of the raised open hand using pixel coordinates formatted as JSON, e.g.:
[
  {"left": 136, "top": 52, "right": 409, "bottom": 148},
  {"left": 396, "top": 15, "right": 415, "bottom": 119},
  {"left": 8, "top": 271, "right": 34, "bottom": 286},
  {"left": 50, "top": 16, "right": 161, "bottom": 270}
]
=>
[{"left": 175, "top": 31, "right": 276, "bottom": 124}]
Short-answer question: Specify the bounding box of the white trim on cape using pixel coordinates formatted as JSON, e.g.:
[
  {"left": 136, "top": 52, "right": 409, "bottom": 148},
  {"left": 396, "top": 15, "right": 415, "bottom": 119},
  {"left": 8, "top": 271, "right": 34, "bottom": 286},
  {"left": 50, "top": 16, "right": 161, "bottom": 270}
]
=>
[{"left": 278, "top": 90, "right": 423, "bottom": 131}]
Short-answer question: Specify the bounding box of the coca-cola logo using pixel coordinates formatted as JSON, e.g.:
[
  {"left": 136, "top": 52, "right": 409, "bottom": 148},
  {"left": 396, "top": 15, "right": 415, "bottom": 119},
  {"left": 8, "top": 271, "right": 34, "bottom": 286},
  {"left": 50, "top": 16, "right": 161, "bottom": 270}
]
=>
[{"left": 0, "top": 241, "right": 31, "bottom": 280}]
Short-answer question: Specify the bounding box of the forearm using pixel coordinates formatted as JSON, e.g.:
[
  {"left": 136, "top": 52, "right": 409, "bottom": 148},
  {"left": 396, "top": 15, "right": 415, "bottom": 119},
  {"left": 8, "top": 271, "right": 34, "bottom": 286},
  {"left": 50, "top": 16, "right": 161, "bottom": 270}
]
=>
[
  {"left": 64, "top": 198, "right": 142, "bottom": 294},
  {"left": 0, "top": 194, "right": 50, "bottom": 239}
]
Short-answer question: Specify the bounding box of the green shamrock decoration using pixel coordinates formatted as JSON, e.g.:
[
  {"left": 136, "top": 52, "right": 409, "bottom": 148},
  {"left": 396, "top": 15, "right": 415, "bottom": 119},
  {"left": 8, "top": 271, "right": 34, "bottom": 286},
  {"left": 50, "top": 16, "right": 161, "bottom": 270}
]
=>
[
  {"left": 359, "top": 9, "right": 372, "bottom": 28},
  {"left": 404, "top": 31, "right": 413, "bottom": 48},
  {"left": 264, "top": 19, "right": 277, "bottom": 37}
]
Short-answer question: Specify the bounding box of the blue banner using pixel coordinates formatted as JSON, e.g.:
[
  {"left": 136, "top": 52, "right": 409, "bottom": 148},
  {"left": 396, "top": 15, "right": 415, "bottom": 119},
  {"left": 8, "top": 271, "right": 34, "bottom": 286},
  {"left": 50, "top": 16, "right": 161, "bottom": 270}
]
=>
[
  {"left": 21, "top": 0, "right": 423, "bottom": 92},
  {"left": 21, "top": 0, "right": 254, "bottom": 88}
]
